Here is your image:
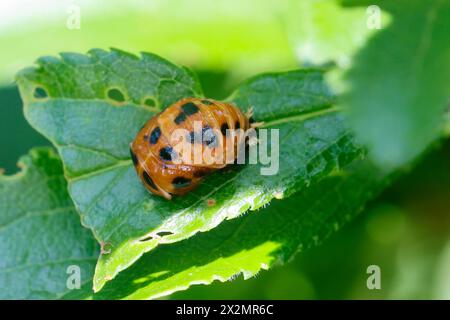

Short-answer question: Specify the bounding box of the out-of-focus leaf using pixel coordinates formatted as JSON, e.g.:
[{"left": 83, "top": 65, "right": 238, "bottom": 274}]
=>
[
  {"left": 0, "top": 148, "right": 98, "bottom": 299},
  {"left": 341, "top": 0, "right": 450, "bottom": 168},
  {"left": 17, "top": 49, "right": 363, "bottom": 291},
  {"left": 286, "top": 0, "right": 383, "bottom": 68},
  {"left": 0, "top": 0, "right": 297, "bottom": 84}
]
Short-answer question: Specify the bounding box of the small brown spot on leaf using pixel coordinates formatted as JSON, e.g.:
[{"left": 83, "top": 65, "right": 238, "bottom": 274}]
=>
[{"left": 100, "top": 241, "right": 112, "bottom": 255}]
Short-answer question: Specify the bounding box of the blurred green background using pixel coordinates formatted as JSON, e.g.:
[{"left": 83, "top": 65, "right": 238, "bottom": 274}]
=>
[{"left": 1, "top": 0, "right": 448, "bottom": 299}]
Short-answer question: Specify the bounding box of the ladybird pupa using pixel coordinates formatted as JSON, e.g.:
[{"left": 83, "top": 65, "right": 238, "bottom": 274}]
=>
[{"left": 130, "top": 97, "right": 251, "bottom": 199}]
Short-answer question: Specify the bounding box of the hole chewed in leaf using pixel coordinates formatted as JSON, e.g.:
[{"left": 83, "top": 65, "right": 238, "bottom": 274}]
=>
[
  {"left": 107, "top": 88, "right": 126, "bottom": 104},
  {"left": 156, "top": 231, "right": 174, "bottom": 237},
  {"left": 33, "top": 87, "right": 48, "bottom": 99},
  {"left": 143, "top": 97, "right": 156, "bottom": 108},
  {"left": 138, "top": 231, "right": 174, "bottom": 243},
  {"left": 138, "top": 235, "right": 153, "bottom": 242}
]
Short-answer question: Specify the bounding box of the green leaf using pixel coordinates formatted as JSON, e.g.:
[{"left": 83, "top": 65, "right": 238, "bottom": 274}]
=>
[
  {"left": 88, "top": 160, "right": 393, "bottom": 299},
  {"left": 17, "top": 49, "right": 363, "bottom": 292},
  {"left": 0, "top": 148, "right": 99, "bottom": 299},
  {"left": 341, "top": 0, "right": 450, "bottom": 168}
]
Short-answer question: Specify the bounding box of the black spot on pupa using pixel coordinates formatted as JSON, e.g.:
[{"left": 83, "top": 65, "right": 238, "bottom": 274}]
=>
[
  {"left": 187, "top": 126, "right": 217, "bottom": 146},
  {"left": 159, "top": 146, "right": 176, "bottom": 161},
  {"left": 142, "top": 171, "right": 157, "bottom": 190},
  {"left": 181, "top": 102, "right": 199, "bottom": 115},
  {"left": 149, "top": 127, "right": 161, "bottom": 144},
  {"left": 202, "top": 126, "right": 217, "bottom": 147},
  {"left": 221, "top": 123, "right": 229, "bottom": 135},
  {"left": 174, "top": 112, "right": 187, "bottom": 124},
  {"left": 235, "top": 120, "right": 240, "bottom": 129},
  {"left": 187, "top": 131, "right": 198, "bottom": 144},
  {"left": 172, "top": 177, "right": 191, "bottom": 188},
  {"left": 130, "top": 148, "right": 138, "bottom": 166}
]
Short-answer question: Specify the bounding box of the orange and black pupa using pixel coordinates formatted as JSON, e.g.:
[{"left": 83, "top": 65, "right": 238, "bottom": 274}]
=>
[{"left": 130, "top": 97, "right": 254, "bottom": 200}]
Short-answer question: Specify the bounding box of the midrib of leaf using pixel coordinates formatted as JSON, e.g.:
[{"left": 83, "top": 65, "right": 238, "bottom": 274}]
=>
[
  {"left": 70, "top": 160, "right": 131, "bottom": 182},
  {"left": 261, "top": 105, "right": 342, "bottom": 128}
]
